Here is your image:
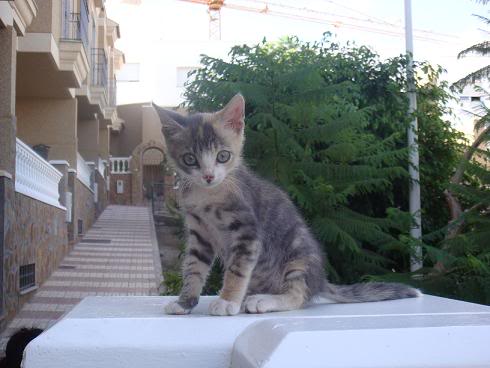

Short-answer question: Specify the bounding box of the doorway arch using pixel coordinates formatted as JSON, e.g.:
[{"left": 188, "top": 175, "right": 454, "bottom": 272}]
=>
[{"left": 130, "top": 140, "right": 169, "bottom": 206}]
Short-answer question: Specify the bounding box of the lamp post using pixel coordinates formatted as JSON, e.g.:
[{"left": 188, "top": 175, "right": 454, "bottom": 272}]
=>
[{"left": 404, "top": 0, "right": 422, "bottom": 271}]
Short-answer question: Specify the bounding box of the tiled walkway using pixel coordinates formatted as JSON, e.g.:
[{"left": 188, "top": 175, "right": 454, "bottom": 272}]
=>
[{"left": 0, "top": 205, "right": 163, "bottom": 349}]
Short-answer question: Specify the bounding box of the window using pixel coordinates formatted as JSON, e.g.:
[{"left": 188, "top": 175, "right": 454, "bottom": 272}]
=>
[
  {"left": 117, "top": 63, "right": 140, "bottom": 82},
  {"left": 471, "top": 96, "right": 481, "bottom": 102},
  {"left": 20, "top": 264, "right": 36, "bottom": 291}
]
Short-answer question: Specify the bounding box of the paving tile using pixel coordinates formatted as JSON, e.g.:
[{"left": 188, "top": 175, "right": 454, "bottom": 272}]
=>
[{"left": 1, "top": 205, "right": 162, "bottom": 352}]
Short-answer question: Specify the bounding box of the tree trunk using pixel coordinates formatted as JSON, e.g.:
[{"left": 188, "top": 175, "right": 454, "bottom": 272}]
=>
[
  {"left": 445, "top": 124, "right": 490, "bottom": 235},
  {"left": 435, "top": 124, "right": 490, "bottom": 273}
]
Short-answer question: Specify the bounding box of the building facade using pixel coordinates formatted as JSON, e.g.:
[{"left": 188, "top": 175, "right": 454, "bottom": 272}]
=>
[
  {"left": 109, "top": 103, "right": 176, "bottom": 207},
  {"left": 456, "top": 83, "right": 490, "bottom": 168},
  {"left": 0, "top": 0, "right": 124, "bottom": 331}
]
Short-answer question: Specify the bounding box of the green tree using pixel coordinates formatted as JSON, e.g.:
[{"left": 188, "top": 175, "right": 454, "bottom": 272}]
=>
[
  {"left": 183, "top": 36, "right": 463, "bottom": 288},
  {"left": 420, "top": 0, "right": 490, "bottom": 303}
]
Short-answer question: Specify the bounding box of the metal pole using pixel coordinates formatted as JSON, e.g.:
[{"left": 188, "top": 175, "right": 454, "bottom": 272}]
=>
[{"left": 404, "top": 0, "right": 422, "bottom": 271}]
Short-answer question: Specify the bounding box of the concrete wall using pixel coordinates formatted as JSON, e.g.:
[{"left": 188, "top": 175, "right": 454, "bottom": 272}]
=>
[
  {"left": 111, "top": 103, "right": 166, "bottom": 157},
  {"left": 99, "top": 125, "right": 110, "bottom": 161},
  {"left": 27, "top": 0, "right": 61, "bottom": 42},
  {"left": 74, "top": 179, "right": 95, "bottom": 239},
  {"left": 0, "top": 26, "right": 17, "bottom": 175},
  {"left": 16, "top": 97, "right": 78, "bottom": 167},
  {"left": 0, "top": 178, "right": 68, "bottom": 329},
  {"left": 78, "top": 118, "right": 99, "bottom": 162},
  {"left": 142, "top": 105, "right": 164, "bottom": 147},
  {"left": 109, "top": 173, "right": 132, "bottom": 205},
  {"left": 111, "top": 103, "right": 143, "bottom": 156}
]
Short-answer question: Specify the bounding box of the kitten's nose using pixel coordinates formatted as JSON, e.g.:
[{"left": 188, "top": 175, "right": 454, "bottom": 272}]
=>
[{"left": 203, "top": 174, "right": 214, "bottom": 184}]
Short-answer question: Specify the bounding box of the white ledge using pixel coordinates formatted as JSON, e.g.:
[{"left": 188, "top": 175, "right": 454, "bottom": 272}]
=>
[
  {"left": 23, "top": 295, "right": 490, "bottom": 368},
  {"left": 49, "top": 160, "right": 70, "bottom": 166},
  {"left": 0, "top": 170, "right": 13, "bottom": 180}
]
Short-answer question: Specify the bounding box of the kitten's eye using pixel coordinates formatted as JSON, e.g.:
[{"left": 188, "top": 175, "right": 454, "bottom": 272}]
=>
[
  {"left": 216, "top": 150, "right": 231, "bottom": 163},
  {"left": 182, "top": 153, "right": 198, "bottom": 166}
]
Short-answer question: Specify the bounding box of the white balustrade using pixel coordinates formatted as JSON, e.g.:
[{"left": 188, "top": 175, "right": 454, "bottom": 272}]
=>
[
  {"left": 15, "top": 138, "right": 65, "bottom": 210},
  {"left": 110, "top": 157, "right": 131, "bottom": 174},
  {"left": 77, "top": 152, "right": 93, "bottom": 191}
]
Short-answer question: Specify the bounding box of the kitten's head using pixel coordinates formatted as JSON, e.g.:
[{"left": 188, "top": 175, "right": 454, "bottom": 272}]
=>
[{"left": 154, "top": 94, "right": 245, "bottom": 189}]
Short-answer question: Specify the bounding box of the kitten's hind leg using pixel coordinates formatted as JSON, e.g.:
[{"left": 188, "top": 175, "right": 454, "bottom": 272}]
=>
[{"left": 244, "top": 275, "right": 308, "bottom": 314}]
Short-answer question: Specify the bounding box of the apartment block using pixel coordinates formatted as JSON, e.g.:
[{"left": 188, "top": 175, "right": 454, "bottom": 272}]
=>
[{"left": 0, "top": 0, "right": 124, "bottom": 331}]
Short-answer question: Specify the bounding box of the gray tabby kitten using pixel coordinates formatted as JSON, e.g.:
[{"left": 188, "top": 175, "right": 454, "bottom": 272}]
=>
[{"left": 154, "top": 94, "right": 421, "bottom": 316}]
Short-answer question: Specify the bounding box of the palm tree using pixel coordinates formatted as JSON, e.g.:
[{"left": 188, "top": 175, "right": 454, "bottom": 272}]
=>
[
  {"left": 445, "top": 0, "right": 490, "bottom": 241},
  {"left": 454, "top": 11, "right": 490, "bottom": 88}
]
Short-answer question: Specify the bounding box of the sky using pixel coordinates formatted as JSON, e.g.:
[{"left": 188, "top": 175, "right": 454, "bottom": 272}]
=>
[{"left": 105, "top": 0, "right": 490, "bottom": 111}]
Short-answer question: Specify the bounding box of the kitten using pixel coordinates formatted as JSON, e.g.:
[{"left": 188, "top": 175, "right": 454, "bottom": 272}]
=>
[{"left": 154, "top": 94, "right": 421, "bottom": 316}]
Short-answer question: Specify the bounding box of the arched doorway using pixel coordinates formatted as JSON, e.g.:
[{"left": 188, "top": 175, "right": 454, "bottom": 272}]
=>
[
  {"left": 130, "top": 140, "right": 174, "bottom": 206},
  {"left": 142, "top": 147, "right": 165, "bottom": 201}
]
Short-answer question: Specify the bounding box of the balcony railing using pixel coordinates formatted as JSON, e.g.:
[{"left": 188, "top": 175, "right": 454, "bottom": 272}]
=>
[
  {"left": 61, "top": 0, "right": 89, "bottom": 54},
  {"left": 15, "top": 138, "right": 64, "bottom": 209},
  {"left": 110, "top": 157, "right": 131, "bottom": 174},
  {"left": 108, "top": 79, "right": 117, "bottom": 107},
  {"left": 92, "top": 48, "right": 108, "bottom": 88},
  {"left": 77, "top": 152, "right": 94, "bottom": 191}
]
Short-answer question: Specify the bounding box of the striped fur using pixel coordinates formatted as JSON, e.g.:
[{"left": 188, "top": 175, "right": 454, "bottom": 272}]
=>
[{"left": 154, "top": 94, "right": 420, "bottom": 316}]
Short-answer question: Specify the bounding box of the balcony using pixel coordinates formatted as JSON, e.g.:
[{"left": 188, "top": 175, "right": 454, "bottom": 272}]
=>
[
  {"left": 0, "top": 0, "right": 38, "bottom": 36},
  {"left": 92, "top": 48, "right": 108, "bottom": 88},
  {"left": 77, "top": 48, "right": 109, "bottom": 117},
  {"left": 108, "top": 79, "right": 117, "bottom": 107},
  {"left": 61, "top": 0, "right": 89, "bottom": 55},
  {"left": 16, "top": 0, "right": 89, "bottom": 97},
  {"left": 110, "top": 157, "right": 131, "bottom": 174},
  {"left": 102, "top": 79, "right": 118, "bottom": 123},
  {"left": 59, "top": 0, "right": 90, "bottom": 88},
  {"left": 15, "top": 138, "right": 65, "bottom": 209}
]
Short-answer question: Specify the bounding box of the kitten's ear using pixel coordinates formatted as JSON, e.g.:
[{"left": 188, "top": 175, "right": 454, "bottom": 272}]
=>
[
  {"left": 218, "top": 93, "right": 245, "bottom": 134},
  {"left": 152, "top": 102, "right": 184, "bottom": 138}
]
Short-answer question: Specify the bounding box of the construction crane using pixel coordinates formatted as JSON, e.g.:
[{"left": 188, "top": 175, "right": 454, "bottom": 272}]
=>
[
  {"left": 177, "top": 0, "right": 456, "bottom": 44},
  {"left": 208, "top": 0, "right": 225, "bottom": 40}
]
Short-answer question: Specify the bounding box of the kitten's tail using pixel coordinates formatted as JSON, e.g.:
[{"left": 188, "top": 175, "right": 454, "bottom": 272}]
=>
[{"left": 320, "top": 281, "right": 422, "bottom": 303}]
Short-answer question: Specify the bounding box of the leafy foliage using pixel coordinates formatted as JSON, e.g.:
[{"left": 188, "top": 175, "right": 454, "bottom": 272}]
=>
[
  {"left": 454, "top": 10, "right": 490, "bottom": 88},
  {"left": 183, "top": 36, "right": 465, "bottom": 290},
  {"left": 413, "top": 0, "right": 490, "bottom": 305}
]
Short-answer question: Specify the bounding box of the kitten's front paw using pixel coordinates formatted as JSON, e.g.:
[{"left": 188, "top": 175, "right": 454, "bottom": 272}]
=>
[
  {"left": 244, "top": 294, "right": 277, "bottom": 314},
  {"left": 209, "top": 298, "right": 240, "bottom": 316},
  {"left": 165, "top": 301, "right": 192, "bottom": 315}
]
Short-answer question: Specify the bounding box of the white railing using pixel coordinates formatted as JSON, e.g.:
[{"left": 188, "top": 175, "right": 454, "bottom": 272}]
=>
[
  {"left": 77, "top": 152, "right": 93, "bottom": 191},
  {"left": 97, "top": 158, "right": 106, "bottom": 177},
  {"left": 15, "top": 138, "right": 65, "bottom": 209},
  {"left": 110, "top": 157, "right": 131, "bottom": 174}
]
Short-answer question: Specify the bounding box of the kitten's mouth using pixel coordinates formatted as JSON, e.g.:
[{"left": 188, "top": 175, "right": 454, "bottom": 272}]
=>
[{"left": 199, "top": 179, "right": 222, "bottom": 189}]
